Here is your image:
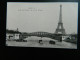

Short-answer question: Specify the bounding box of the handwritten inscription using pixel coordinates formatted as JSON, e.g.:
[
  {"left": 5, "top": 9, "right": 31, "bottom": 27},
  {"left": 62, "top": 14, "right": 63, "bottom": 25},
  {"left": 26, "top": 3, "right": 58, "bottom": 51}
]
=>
[{"left": 18, "top": 7, "right": 43, "bottom": 11}]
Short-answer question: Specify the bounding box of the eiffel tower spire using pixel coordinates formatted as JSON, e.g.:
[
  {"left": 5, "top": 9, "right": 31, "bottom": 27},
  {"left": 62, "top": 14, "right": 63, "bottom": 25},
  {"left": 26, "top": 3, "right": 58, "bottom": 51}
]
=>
[
  {"left": 55, "top": 4, "right": 66, "bottom": 35},
  {"left": 59, "top": 4, "right": 62, "bottom": 23}
]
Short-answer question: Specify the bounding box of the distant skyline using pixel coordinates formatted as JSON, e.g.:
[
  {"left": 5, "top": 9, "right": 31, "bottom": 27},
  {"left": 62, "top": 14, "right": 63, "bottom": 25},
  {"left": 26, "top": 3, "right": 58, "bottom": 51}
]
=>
[{"left": 6, "top": 2, "right": 78, "bottom": 34}]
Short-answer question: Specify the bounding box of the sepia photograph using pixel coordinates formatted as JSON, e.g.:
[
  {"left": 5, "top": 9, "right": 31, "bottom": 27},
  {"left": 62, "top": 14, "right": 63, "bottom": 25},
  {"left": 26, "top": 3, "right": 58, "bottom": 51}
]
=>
[{"left": 6, "top": 2, "right": 78, "bottom": 49}]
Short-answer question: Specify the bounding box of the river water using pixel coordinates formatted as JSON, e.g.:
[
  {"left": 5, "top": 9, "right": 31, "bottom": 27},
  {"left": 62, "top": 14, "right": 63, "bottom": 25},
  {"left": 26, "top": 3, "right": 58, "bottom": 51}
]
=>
[{"left": 6, "top": 36, "right": 77, "bottom": 49}]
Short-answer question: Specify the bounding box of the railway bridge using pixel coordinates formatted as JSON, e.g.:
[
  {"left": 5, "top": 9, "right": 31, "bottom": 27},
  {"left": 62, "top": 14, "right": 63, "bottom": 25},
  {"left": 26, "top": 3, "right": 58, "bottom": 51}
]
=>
[{"left": 22, "top": 31, "right": 63, "bottom": 41}]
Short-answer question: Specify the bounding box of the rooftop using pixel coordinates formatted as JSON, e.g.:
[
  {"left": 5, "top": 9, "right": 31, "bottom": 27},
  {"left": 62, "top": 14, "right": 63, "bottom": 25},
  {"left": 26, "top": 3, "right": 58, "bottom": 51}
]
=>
[{"left": 6, "top": 29, "right": 21, "bottom": 34}]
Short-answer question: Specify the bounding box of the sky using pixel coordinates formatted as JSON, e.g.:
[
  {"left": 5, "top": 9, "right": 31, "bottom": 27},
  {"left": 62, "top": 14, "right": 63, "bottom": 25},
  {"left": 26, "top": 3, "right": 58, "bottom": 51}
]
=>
[{"left": 6, "top": 2, "right": 78, "bottom": 34}]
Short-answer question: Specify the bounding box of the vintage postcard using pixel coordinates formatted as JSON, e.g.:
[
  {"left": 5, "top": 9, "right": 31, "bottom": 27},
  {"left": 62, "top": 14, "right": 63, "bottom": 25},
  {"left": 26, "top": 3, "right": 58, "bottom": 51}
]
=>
[{"left": 6, "top": 2, "right": 78, "bottom": 49}]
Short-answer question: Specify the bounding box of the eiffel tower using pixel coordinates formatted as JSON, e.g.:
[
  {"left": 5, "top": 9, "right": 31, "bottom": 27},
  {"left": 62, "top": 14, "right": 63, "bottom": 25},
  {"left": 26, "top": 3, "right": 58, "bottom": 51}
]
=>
[{"left": 55, "top": 5, "right": 66, "bottom": 35}]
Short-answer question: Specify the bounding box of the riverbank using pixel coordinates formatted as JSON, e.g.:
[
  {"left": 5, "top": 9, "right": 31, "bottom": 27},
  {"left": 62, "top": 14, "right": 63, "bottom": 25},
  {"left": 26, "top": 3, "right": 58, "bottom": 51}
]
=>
[
  {"left": 6, "top": 36, "right": 77, "bottom": 49},
  {"left": 6, "top": 40, "right": 77, "bottom": 49},
  {"left": 64, "top": 39, "right": 77, "bottom": 44}
]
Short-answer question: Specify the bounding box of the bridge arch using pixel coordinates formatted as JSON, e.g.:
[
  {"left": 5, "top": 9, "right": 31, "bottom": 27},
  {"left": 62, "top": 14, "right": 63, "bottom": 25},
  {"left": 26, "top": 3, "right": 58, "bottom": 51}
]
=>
[{"left": 26, "top": 31, "right": 62, "bottom": 40}]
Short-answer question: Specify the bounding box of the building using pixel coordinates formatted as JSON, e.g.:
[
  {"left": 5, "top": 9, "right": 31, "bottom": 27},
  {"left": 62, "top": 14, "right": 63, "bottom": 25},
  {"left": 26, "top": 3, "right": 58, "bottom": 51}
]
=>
[
  {"left": 6, "top": 29, "right": 21, "bottom": 40},
  {"left": 62, "top": 35, "right": 70, "bottom": 40}
]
